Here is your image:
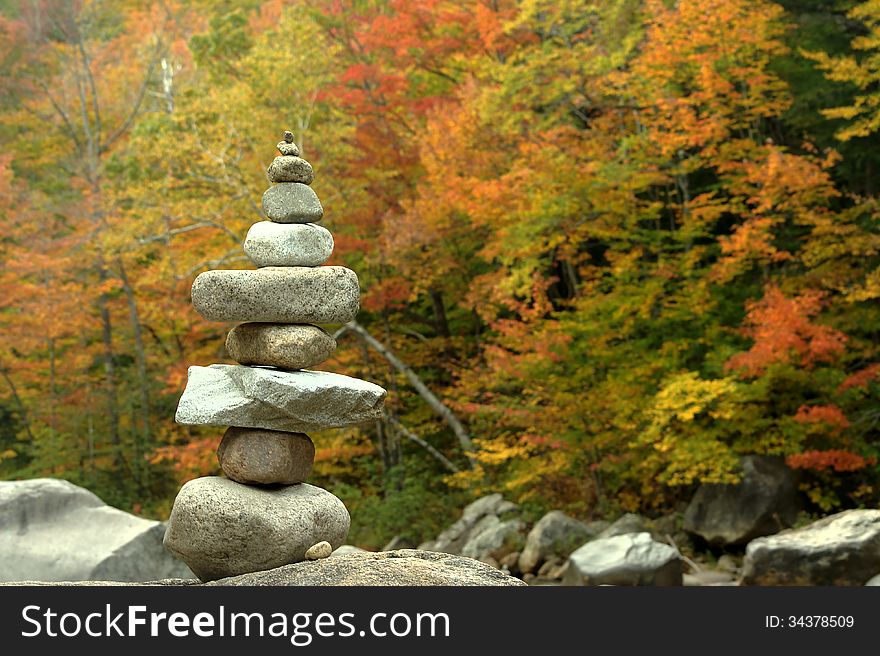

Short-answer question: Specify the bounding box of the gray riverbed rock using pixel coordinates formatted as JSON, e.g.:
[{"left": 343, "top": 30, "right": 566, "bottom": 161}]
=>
[
  {"left": 518, "top": 511, "right": 599, "bottom": 575},
  {"left": 226, "top": 323, "right": 336, "bottom": 371},
  {"left": 262, "top": 183, "right": 324, "bottom": 223},
  {"left": 217, "top": 427, "right": 315, "bottom": 485},
  {"left": 684, "top": 455, "right": 800, "bottom": 547},
  {"left": 562, "top": 532, "right": 682, "bottom": 586},
  {"left": 419, "top": 493, "right": 518, "bottom": 555},
  {"left": 244, "top": 221, "right": 333, "bottom": 268},
  {"left": 0, "top": 478, "right": 194, "bottom": 582},
  {"left": 191, "top": 266, "right": 359, "bottom": 324},
  {"left": 164, "top": 477, "right": 350, "bottom": 581},
  {"left": 742, "top": 509, "right": 880, "bottom": 586},
  {"left": 175, "top": 364, "right": 386, "bottom": 433}
]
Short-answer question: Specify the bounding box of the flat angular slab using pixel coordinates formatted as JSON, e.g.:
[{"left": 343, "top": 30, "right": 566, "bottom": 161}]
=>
[
  {"left": 191, "top": 266, "right": 359, "bottom": 324},
  {"left": 267, "top": 156, "right": 314, "bottom": 184},
  {"left": 226, "top": 323, "right": 336, "bottom": 370},
  {"left": 175, "top": 364, "right": 386, "bottom": 433},
  {"left": 262, "top": 183, "right": 324, "bottom": 223},
  {"left": 217, "top": 427, "right": 315, "bottom": 485},
  {"left": 164, "top": 477, "right": 349, "bottom": 581},
  {"left": 244, "top": 221, "right": 333, "bottom": 267}
]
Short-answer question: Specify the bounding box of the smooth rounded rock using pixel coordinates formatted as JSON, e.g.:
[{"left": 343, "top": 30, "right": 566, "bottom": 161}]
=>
[
  {"left": 262, "top": 183, "right": 324, "bottom": 223},
  {"left": 217, "top": 427, "right": 315, "bottom": 485},
  {"left": 305, "top": 541, "right": 333, "bottom": 560},
  {"left": 267, "top": 156, "right": 314, "bottom": 184},
  {"left": 191, "top": 266, "right": 360, "bottom": 324},
  {"left": 244, "top": 221, "right": 333, "bottom": 268},
  {"left": 226, "top": 323, "right": 336, "bottom": 370},
  {"left": 163, "top": 477, "right": 350, "bottom": 581}
]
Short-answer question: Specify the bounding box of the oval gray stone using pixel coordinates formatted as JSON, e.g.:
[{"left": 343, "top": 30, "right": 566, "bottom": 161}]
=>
[
  {"left": 163, "top": 477, "right": 350, "bottom": 581},
  {"left": 226, "top": 323, "right": 336, "bottom": 370},
  {"left": 243, "top": 222, "right": 333, "bottom": 268},
  {"left": 191, "top": 266, "right": 359, "bottom": 324},
  {"left": 267, "top": 156, "right": 314, "bottom": 184},
  {"left": 262, "top": 183, "right": 324, "bottom": 223},
  {"left": 217, "top": 427, "right": 315, "bottom": 485},
  {"left": 174, "top": 364, "right": 387, "bottom": 433}
]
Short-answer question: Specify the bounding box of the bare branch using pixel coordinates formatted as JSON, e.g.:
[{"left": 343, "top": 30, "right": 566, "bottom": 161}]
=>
[
  {"left": 336, "top": 320, "right": 477, "bottom": 461},
  {"left": 384, "top": 414, "right": 460, "bottom": 473},
  {"left": 101, "top": 38, "right": 165, "bottom": 153}
]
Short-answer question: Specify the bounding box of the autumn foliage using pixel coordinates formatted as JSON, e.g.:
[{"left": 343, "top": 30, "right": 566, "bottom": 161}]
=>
[{"left": 0, "top": 0, "right": 879, "bottom": 541}]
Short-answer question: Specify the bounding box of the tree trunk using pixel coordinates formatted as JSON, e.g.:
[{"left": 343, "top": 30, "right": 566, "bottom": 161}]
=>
[
  {"left": 97, "top": 265, "right": 123, "bottom": 469},
  {"left": 118, "top": 258, "right": 152, "bottom": 489}
]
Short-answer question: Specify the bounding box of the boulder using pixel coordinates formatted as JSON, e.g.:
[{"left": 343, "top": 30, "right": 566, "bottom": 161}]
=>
[
  {"left": 460, "top": 516, "right": 526, "bottom": 562},
  {"left": 163, "top": 477, "right": 350, "bottom": 581},
  {"left": 865, "top": 573, "right": 880, "bottom": 586},
  {"left": 684, "top": 455, "right": 799, "bottom": 546},
  {"left": 419, "top": 493, "right": 517, "bottom": 554},
  {"left": 382, "top": 535, "right": 416, "bottom": 551},
  {"left": 519, "top": 510, "right": 599, "bottom": 575},
  {"left": 742, "top": 509, "right": 880, "bottom": 586},
  {"left": 562, "top": 532, "right": 682, "bottom": 586},
  {"left": 262, "top": 183, "right": 323, "bottom": 223},
  {"left": 225, "top": 323, "right": 337, "bottom": 371},
  {"left": 243, "top": 221, "right": 333, "bottom": 268},
  {"left": 175, "top": 364, "right": 386, "bottom": 433},
  {"left": 597, "top": 513, "right": 648, "bottom": 539},
  {"left": 266, "top": 156, "right": 314, "bottom": 184},
  {"left": 0, "top": 478, "right": 194, "bottom": 582},
  {"left": 331, "top": 545, "right": 366, "bottom": 557},
  {"left": 191, "top": 266, "right": 359, "bottom": 325},
  {"left": 217, "top": 427, "right": 315, "bottom": 485},
  {"left": 208, "top": 550, "right": 525, "bottom": 586},
  {"left": 7, "top": 551, "right": 525, "bottom": 587}
]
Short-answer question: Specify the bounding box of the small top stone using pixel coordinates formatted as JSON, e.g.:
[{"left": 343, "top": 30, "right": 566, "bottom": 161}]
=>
[{"left": 277, "top": 130, "right": 300, "bottom": 157}]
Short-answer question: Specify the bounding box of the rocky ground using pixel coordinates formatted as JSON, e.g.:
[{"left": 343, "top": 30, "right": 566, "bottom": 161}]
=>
[{"left": 3, "top": 461, "right": 880, "bottom": 586}]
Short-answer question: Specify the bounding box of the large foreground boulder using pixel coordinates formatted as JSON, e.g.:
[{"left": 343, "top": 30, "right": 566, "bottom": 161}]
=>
[
  {"left": 4, "top": 551, "right": 525, "bottom": 586},
  {"left": 518, "top": 511, "right": 598, "bottom": 575},
  {"left": 742, "top": 509, "right": 880, "bottom": 586},
  {"left": 683, "top": 455, "right": 800, "bottom": 546},
  {"left": 209, "top": 550, "right": 526, "bottom": 586},
  {"left": 562, "top": 532, "right": 682, "bottom": 586},
  {"left": 0, "top": 478, "right": 194, "bottom": 582}
]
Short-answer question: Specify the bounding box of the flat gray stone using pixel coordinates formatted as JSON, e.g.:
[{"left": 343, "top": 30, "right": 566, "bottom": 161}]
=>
[
  {"left": 262, "top": 183, "right": 324, "bottom": 223},
  {"left": 226, "top": 323, "right": 336, "bottom": 370},
  {"left": 419, "top": 494, "right": 518, "bottom": 554},
  {"left": 208, "top": 550, "right": 525, "bottom": 586},
  {"left": 0, "top": 478, "right": 194, "bottom": 582},
  {"left": 175, "top": 364, "right": 386, "bottom": 433},
  {"left": 562, "top": 532, "right": 682, "bottom": 586},
  {"left": 244, "top": 221, "right": 333, "bottom": 267},
  {"left": 191, "top": 266, "right": 359, "bottom": 324},
  {"left": 267, "top": 156, "right": 314, "bottom": 184},
  {"left": 164, "top": 477, "right": 350, "bottom": 581},
  {"left": 742, "top": 509, "right": 880, "bottom": 585},
  {"left": 217, "top": 427, "right": 315, "bottom": 485}
]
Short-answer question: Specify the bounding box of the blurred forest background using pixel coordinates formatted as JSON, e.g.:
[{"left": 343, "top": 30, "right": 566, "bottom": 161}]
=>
[{"left": 1, "top": 0, "right": 879, "bottom": 548}]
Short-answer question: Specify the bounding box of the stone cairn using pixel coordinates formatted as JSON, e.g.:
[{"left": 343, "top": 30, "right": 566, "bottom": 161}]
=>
[{"left": 163, "top": 131, "right": 387, "bottom": 582}]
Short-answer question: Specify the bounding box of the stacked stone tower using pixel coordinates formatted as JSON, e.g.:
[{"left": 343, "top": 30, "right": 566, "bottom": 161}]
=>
[{"left": 163, "top": 131, "right": 386, "bottom": 582}]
